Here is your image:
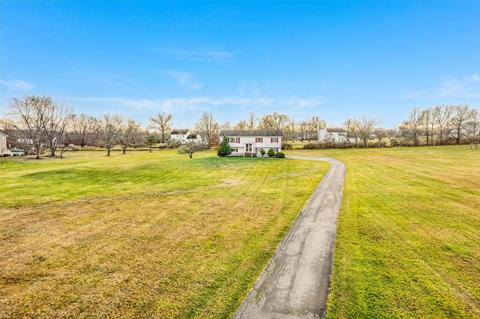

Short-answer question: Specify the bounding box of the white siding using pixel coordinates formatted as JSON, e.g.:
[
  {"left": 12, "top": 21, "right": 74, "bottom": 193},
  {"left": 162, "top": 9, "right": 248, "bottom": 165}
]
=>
[
  {"left": 226, "top": 135, "right": 282, "bottom": 157},
  {"left": 318, "top": 129, "right": 349, "bottom": 143},
  {"left": 170, "top": 134, "right": 186, "bottom": 143}
]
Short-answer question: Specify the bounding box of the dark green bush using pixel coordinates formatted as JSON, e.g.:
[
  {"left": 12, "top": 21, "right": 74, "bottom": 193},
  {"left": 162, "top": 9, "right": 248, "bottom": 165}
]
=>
[
  {"left": 267, "top": 148, "right": 275, "bottom": 157},
  {"left": 275, "top": 151, "right": 285, "bottom": 158},
  {"left": 217, "top": 136, "right": 232, "bottom": 157}
]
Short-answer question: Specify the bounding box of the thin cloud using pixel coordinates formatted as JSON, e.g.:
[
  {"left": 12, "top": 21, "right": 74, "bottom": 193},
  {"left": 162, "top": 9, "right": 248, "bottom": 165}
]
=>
[
  {"left": 70, "top": 95, "right": 324, "bottom": 111},
  {"left": 161, "top": 70, "right": 204, "bottom": 89},
  {"left": 160, "top": 47, "right": 234, "bottom": 62},
  {"left": 401, "top": 73, "right": 480, "bottom": 100},
  {"left": 0, "top": 79, "right": 34, "bottom": 90}
]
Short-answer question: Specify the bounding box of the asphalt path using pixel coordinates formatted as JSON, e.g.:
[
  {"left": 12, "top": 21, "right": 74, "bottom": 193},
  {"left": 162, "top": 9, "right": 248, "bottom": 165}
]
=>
[{"left": 234, "top": 156, "right": 345, "bottom": 319}]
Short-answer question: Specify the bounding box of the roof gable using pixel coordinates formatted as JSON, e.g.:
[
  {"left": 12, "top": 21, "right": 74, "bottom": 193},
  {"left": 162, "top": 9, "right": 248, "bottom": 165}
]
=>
[
  {"left": 327, "top": 128, "right": 347, "bottom": 133},
  {"left": 171, "top": 129, "right": 189, "bottom": 135}
]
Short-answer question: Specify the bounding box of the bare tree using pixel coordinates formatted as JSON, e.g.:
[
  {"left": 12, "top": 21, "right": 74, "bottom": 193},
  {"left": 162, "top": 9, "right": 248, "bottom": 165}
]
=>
[
  {"left": 10, "top": 96, "right": 52, "bottom": 159},
  {"left": 119, "top": 119, "right": 141, "bottom": 154},
  {"left": 0, "top": 118, "right": 20, "bottom": 148},
  {"left": 433, "top": 106, "right": 454, "bottom": 145},
  {"left": 307, "top": 116, "right": 325, "bottom": 141},
  {"left": 195, "top": 112, "right": 219, "bottom": 146},
  {"left": 419, "top": 108, "right": 433, "bottom": 146},
  {"left": 178, "top": 142, "right": 205, "bottom": 159},
  {"left": 150, "top": 112, "right": 172, "bottom": 143},
  {"left": 146, "top": 132, "right": 159, "bottom": 152},
  {"left": 220, "top": 122, "right": 231, "bottom": 130},
  {"left": 258, "top": 113, "right": 294, "bottom": 141},
  {"left": 402, "top": 107, "right": 422, "bottom": 145},
  {"left": 466, "top": 109, "right": 479, "bottom": 142},
  {"left": 451, "top": 105, "right": 473, "bottom": 144},
  {"left": 375, "top": 128, "right": 388, "bottom": 147},
  {"left": 353, "top": 118, "right": 378, "bottom": 147},
  {"left": 247, "top": 112, "right": 257, "bottom": 129},
  {"left": 70, "top": 114, "right": 99, "bottom": 148},
  {"left": 103, "top": 115, "right": 122, "bottom": 156},
  {"left": 299, "top": 121, "right": 308, "bottom": 141},
  {"left": 44, "top": 102, "right": 72, "bottom": 157},
  {"left": 132, "top": 128, "right": 147, "bottom": 149},
  {"left": 344, "top": 119, "right": 358, "bottom": 146},
  {"left": 234, "top": 120, "right": 247, "bottom": 130},
  {"left": 283, "top": 119, "right": 296, "bottom": 142}
]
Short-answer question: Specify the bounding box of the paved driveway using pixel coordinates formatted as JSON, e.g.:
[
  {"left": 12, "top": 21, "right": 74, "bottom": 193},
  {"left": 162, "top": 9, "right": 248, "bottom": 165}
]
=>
[{"left": 234, "top": 156, "right": 345, "bottom": 319}]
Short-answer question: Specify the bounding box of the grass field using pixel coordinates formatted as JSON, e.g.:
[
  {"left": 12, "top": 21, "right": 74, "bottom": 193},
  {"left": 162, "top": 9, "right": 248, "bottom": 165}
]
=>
[
  {"left": 289, "top": 146, "right": 480, "bottom": 318},
  {"left": 2, "top": 146, "right": 479, "bottom": 319},
  {"left": 0, "top": 150, "right": 328, "bottom": 319}
]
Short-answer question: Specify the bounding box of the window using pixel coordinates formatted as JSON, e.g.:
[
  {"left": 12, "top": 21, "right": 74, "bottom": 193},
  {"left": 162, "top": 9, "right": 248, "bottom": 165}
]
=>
[
  {"left": 229, "top": 137, "right": 240, "bottom": 143},
  {"left": 271, "top": 137, "right": 279, "bottom": 143},
  {"left": 255, "top": 137, "right": 263, "bottom": 143},
  {"left": 246, "top": 144, "right": 252, "bottom": 152},
  {"left": 231, "top": 148, "right": 238, "bottom": 152}
]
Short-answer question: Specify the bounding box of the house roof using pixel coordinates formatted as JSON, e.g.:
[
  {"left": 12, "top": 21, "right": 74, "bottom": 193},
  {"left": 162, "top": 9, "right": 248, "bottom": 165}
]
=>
[
  {"left": 171, "top": 129, "right": 189, "bottom": 135},
  {"left": 220, "top": 129, "right": 282, "bottom": 137},
  {"left": 327, "top": 128, "right": 347, "bottom": 133},
  {"left": 186, "top": 133, "right": 198, "bottom": 139}
]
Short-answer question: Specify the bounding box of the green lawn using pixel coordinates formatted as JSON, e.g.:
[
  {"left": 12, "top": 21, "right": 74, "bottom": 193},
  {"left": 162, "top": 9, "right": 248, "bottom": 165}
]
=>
[
  {"left": 0, "top": 150, "right": 328, "bottom": 319},
  {"left": 2, "top": 147, "right": 479, "bottom": 319},
  {"left": 288, "top": 146, "right": 480, "bottom": 318}
]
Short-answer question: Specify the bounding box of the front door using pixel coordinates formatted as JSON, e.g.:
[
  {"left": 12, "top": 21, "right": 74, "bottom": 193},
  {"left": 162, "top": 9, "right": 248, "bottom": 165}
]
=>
[{"left": 245, "top": 143, "right": 252, "bottom": 157}]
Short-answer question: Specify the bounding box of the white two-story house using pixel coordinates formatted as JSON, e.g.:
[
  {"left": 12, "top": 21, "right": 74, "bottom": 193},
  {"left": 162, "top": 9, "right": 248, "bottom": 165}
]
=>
[
  {"left": 170, "top": 129, "right": 203, "bottom": 144},
  {"left": 170, "top": 129, "right": 189, "bottom": 143},
  {"left": 220, "top": 130, "right": 282, "bottom": 157},
  {"left": 318, "top": 128, "right": 349, "bottom": 143}
]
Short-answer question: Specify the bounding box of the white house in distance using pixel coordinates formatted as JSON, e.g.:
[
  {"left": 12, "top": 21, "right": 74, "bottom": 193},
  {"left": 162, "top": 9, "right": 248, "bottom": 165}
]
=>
[
  {"left": 318, "top": 128, "right": 354, "bottom": 143},
  {"left": 170, "top": 129, "right": 203, "bottom": 144},
  {"left": 0, "top": 132, "right": 9, "bottom": 156},
  {"left": 220, "top": 130, "right": 282, "bottom": 157},
  {"left": 170, "top": 129, "right": 189, "bottom": 143}
]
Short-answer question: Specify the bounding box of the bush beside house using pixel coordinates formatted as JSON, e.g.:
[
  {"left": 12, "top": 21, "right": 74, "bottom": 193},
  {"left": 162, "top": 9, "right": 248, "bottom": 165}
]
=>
[
  {"left": 217, "top": 136, "right": 232, "bottom": 157},
  {"left": 267, "top": 148, "right": 275, "bottom": 157}
]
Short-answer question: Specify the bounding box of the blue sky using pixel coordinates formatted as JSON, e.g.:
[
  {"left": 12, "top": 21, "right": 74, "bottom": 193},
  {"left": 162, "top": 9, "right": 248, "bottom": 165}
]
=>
[{"left": 1, "top": 0, "right": 479, "bottom": 128}]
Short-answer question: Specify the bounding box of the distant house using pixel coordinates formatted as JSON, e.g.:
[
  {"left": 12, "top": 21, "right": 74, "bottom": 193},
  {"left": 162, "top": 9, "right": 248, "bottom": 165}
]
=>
[
  {"left": 220, "top": 130, "right": 282, "bottom": 157},
  {"left": 347, "top": 133, "right": 358, "bottom": 144},
  {"left": 170, "top": 129, "right": 204, "bottom": 144},
  {"left": 0, "top": 132, "right": 8, "bottom": 155},
  {"left": 170, "top": 129, "right": 189, "bottom": 143},
  {"left": 185, "top": 132, "right": 203, "bottom": 144},
  {"left": 318, "top": 128, "right": 350, "bottom": 143}
]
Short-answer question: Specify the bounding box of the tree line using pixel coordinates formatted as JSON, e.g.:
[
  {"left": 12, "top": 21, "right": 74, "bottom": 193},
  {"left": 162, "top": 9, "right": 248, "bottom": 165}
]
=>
[
  {"left": 399, "top": 105, "right": 479, "bottom": 146},
  {"left": 1, "top": 95, "right": 478, "bottom": 158},
  {"left": 0, "top": 95, "right": 335, "bottom": 157}
]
